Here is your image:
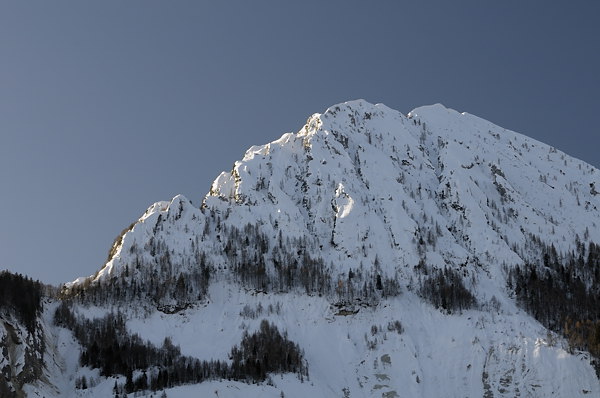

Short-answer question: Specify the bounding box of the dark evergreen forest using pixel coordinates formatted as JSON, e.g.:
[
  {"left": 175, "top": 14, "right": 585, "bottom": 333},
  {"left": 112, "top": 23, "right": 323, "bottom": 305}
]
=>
[
  {"left": 0, "top": 271, "right": 43, "bottom": 332},
  {"left": 507, "top": 238, "right": 600, "bottom": 375},
  {"left": 54, "top": 302, "right": 306, "bottom": 395},
  {"left": 417, "top": 265, "right": 477, "bottom": 313}
]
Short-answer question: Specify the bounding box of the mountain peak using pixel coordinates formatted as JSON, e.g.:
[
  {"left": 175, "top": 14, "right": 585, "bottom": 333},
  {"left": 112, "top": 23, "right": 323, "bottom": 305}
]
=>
[
  {"left": 409, "top": 102, "right": 456, "bottom": 117},
  {"left": 75, "top": 100, "right": 600, "bottom": 292}
]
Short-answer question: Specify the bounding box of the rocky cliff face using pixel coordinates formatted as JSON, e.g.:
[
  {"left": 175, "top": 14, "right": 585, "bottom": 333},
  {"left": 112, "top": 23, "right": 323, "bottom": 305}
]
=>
[{"left": 0, "top": 274, "right": 47, "bottom": 398}]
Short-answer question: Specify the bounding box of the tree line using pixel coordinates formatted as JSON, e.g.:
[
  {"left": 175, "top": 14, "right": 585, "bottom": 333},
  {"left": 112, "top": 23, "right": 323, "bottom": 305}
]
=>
[
  {"left": 416, "top": 264, "right": 477, "bottom": 313},
  {"left": 0, "top": 271, "right": 44, "bottom": 332},
  {"left": 507, "top": 238, "right": 600, "bottom": 375},
  {"left": 63, "top": 208, "right": 403, "bottom": 311},
  {"left": 61, "top": 244, "right": 211, "bottom": 313},
  {"left": 54, "top": 302, "right": 306, "bottom": 394},
  {"left": 225, "top": 224, "right": 401, "bottom": 304}
]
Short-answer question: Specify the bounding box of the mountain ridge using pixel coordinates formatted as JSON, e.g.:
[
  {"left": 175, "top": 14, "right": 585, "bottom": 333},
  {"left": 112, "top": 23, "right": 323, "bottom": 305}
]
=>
[{"left": 79, "top": 99, "right": 599, "bottom": 292}]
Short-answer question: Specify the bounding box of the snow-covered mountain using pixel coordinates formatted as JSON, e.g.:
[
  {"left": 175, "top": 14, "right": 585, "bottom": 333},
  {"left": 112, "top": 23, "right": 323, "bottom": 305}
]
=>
[
  {"left": 88, "top": 99, "right": 600, "bottom": 288},
  {"left": 5, "top": 100, "right": 600, "bottom": 397}
]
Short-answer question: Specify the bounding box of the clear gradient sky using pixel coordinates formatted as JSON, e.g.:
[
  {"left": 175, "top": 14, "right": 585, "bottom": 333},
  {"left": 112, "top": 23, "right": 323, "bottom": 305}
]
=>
[{"left": 1, "top": 1, "right": 599, "bottom": 285}]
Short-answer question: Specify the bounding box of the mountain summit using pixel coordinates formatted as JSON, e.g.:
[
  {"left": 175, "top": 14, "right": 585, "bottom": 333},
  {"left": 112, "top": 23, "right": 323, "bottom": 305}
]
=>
[
  {"left": 86, "top": 99, "right": 599, "bottom": 295},
  {"left": 4, "top": 100, "right": 600, "bottom": 397}
]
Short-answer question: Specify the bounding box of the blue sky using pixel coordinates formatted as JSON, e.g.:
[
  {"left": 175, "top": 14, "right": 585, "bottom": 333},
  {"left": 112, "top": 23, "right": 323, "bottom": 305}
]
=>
[{"left": 1, "top": 1, "right": 599, "bottom": 284}]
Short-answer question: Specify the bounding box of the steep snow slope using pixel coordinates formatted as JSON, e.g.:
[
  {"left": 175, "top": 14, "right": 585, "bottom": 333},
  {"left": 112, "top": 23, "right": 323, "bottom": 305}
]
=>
[
  {"left": 40, "top": 283, "right": 600, "bottom": 398},
  {"left": 121, "top": 282, "right": 599, "bottom": 398},
  {"left": 43, "top": 100, "right": 600, "bottom": 397}
]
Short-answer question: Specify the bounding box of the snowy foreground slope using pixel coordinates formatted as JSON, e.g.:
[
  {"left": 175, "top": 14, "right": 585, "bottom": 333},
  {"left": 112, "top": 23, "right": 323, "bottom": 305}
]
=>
[{"left": 14, "top": 100, "right": 600, "bottom": 397}]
